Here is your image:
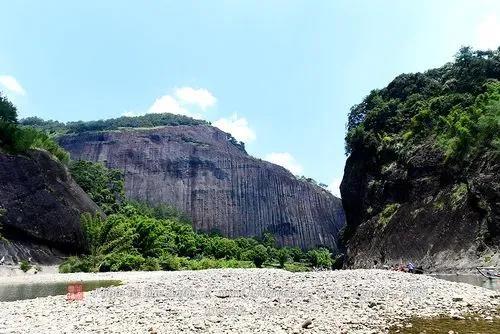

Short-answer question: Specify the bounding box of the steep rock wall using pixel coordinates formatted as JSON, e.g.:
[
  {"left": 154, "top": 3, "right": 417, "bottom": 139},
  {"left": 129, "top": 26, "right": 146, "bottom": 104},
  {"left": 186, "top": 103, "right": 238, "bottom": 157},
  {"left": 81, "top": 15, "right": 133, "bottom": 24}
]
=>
[
  {"left": 340, "top": 141, "right": 499, "bottom": 272},
  {"left": 58, "top": 125, "right": 345, "bottom": 250},
  {"left": 0, "top": 150, "right": 102, "bottom": 264}
]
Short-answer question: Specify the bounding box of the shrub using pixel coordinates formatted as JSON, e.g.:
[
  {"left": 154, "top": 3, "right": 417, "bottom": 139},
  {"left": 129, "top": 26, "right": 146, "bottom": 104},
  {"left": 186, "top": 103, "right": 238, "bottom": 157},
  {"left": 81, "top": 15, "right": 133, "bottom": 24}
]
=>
[
  {"left": 158, "top": 253, "right": 181, "bottom": 271},
  {"left": 59, "top": 256, "right": 93, "bottom": 273},
  {"left": 141, "top": 257, "right": 161, "bottom": 271},
  {"left": 276, "top": 248, "right": 290, "bottom": 268},
  {"left": 451, "top": 183, "right": 468, "bottom": 208},
  {"left": 202, "top": 237, "right": 239, "bottom": 259},
  {"left": 250, "top": 245, "right": 268, "bottom": 268},
  {"left": 284, "top": 262, "right": 310, "bottom": 272},
  {"left": 378, "top": 203, "right": 400, "bottom": 227},
  {"left": 307, "top": 248, "right": 333, "bottom": 269},
  {"left": 287, "top": 247, "right": 305, "bottom": 262},
  {"left": 185, "top": 258, "right": 254, "bottom": 270},
  {"left": 99, "top": 252, "right": 144, "bottom": 272},
  {"left": 19, "top": 260, "right": 32, "bottom": 273}
]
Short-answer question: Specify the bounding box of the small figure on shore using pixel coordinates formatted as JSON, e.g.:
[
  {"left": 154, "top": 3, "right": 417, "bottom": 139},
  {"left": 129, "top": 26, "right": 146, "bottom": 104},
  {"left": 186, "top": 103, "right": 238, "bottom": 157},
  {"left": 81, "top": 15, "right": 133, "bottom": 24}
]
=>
[{"left": 0, "top": 256, "right": 4, "bottom": 265}]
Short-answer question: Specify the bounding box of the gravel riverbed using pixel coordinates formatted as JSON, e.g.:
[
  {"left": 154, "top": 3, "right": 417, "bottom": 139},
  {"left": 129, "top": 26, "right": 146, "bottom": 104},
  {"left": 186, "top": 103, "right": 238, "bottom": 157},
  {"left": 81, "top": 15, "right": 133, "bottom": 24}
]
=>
[{"left": 0, "top": 269, "right": 499, "bottom": 333}]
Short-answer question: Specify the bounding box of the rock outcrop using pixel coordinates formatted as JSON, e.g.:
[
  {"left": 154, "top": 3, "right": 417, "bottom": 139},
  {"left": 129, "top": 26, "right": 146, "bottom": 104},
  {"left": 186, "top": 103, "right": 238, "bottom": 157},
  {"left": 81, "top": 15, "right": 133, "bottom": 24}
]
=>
[
  {"left": 341, "top": 142, "right": 499, "bottom": 272},
  {"left": 58, "top": 125, "right": 345, "bottom": 250},
  {"left": 0, "top": 150, "right": 102, "bottom": 264},
  {"left": 340, "top": 48, "right": 500, "bottom": 272}
]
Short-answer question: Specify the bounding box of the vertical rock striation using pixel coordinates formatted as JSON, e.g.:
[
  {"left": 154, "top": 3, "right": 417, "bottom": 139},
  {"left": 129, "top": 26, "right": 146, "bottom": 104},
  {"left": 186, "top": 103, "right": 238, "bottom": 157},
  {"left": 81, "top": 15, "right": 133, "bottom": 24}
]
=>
[
  {"left": 0, "top": 150, "right": 102, "bottom": 263},
  {"left": 59, "top": 125, "right": 345, "bottom": 250}
]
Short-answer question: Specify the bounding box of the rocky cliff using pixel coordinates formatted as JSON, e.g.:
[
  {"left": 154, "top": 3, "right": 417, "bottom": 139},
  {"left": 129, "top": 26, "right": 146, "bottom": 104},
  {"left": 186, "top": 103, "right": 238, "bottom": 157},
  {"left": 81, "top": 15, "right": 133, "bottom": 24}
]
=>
[
  {"left": 341, "top": 142, "right": 499, "bottom": 272},
  {"left": 341, "top": 48, "right": 500, "bottom": 272},
  {"left": 58, "top": 125, "right": 345, "bottom": 250},
  {"left": 0, "top": 150, "right": 102, "bottom": 264}
]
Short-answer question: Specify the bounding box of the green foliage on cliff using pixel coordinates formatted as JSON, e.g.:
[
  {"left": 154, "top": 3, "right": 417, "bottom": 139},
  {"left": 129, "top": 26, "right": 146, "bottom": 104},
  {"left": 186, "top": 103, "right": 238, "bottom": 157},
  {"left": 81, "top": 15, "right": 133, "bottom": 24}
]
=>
[
  {"left": 21, "top": 113, "right": 208, "bottom": 134},
  {"left": 0, "top": 93, "right": 69, "bottom": 163},
  {"left": 378, "top": 203, "right": 400, "bottom": 227},
  {"left": 345, "top": 47, "right": 500, "bottom": 161},
  {"left": 69, "top": 160, "right": 125, "bottom": 214}
]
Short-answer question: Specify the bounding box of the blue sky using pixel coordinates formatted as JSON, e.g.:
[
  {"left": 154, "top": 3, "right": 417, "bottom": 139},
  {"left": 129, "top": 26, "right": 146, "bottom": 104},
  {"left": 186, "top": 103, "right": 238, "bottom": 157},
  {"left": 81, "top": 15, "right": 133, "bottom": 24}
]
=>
[{"left": 1, "top": 1, "right": 499, "bottom": 196}]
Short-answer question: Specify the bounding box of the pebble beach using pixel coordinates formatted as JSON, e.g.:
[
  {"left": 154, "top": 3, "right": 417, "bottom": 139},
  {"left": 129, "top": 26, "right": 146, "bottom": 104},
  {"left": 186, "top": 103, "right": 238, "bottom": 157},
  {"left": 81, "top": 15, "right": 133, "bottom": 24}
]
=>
[{"left": 0, "top": 269, "right": 499, "bottom": 333}]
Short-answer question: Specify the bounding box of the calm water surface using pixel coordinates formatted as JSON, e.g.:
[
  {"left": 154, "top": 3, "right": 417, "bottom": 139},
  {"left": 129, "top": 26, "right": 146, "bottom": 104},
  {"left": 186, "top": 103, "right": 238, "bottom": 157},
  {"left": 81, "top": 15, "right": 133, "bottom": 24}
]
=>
[
  {"left": 432, "top": 274, "right": 499, "bottom": 291},
  {"left": 0, "top": 280, "right": 121, "bottom": 302}
]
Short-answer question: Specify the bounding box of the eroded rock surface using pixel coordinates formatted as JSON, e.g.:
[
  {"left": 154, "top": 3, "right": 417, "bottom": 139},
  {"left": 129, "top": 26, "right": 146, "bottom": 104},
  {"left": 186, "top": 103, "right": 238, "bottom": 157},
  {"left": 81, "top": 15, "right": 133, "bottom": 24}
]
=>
[
  {"left": 59, "top": 125, "right": 345, "bottom": 249},
  {"left": 341, "top": 141, "right": 499, "bottom": 272},
  {"left": 0, "top": 150, "right": 102, "bottom": 263}
]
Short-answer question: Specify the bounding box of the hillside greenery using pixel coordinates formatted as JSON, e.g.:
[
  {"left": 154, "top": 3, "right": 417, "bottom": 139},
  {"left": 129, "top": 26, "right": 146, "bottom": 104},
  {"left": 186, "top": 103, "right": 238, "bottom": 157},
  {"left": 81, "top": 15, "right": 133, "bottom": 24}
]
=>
[
  {"left": 21, "top": 113, "right": 208, "bottom": 135},
  {"left": 21, "top": 113, "right": 248, "bottom": 152},
  {"left": 0, "top": 93, "right": 69, "bottom": 163},
  {"left": 61, "top": 159, "right": 336, "bottom": 273},
  {"left": 60, "top": 203, "right": 335, "bottom": 273},
  {"left": 345, "top": 47, "right": 500, "bottom": 162}
]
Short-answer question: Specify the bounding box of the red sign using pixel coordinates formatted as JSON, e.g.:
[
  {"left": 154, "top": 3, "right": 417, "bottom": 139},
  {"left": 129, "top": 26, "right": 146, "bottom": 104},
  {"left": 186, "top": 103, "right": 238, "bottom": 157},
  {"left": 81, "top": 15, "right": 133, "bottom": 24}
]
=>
[{"left": 66, "top": 283, "right": 84, "bottom": 301}]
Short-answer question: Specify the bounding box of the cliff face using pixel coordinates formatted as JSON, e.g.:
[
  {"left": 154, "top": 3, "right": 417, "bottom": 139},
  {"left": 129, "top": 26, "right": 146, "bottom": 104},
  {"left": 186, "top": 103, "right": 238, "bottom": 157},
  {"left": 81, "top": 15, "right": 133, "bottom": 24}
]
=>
[
  {"left": 340, "top": 48, "right": 500, "bottom": 272},
  {"left": 58, "top": 125, "right": 345, "bottom": 250},
  {"left": 341, "top": 142, "right": 499, "bottom": 272},
  {"left": 0, "top": 150, "right": 102, "bottom": 264}
]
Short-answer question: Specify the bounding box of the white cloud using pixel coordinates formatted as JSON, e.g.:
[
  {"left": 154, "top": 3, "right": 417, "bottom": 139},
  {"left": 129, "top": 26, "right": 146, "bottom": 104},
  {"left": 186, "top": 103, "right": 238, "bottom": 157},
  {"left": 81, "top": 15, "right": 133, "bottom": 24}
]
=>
[
  {"left": 125, "top": 87, "right": 216, "bottom": 119},
  {"left": 264, "top": 152, "right": 303, "bottom": 175},
  {"left": 475, "top": 14, "right": 500, "bottom": 50},
  {"left": 213, "top": 114, "right": 256, "bottom": 143},
  {"left": 174, "top": 87, "right": 217, "bottom": 109},
  {"left": 327, "top": 177, "right": 342, "bottom": 198},
  {"left": 0, "top": 75, "right": 26, "bottom": 95},
  {"left": 148, "top": 95, "right": 189, "bottom": 116}
]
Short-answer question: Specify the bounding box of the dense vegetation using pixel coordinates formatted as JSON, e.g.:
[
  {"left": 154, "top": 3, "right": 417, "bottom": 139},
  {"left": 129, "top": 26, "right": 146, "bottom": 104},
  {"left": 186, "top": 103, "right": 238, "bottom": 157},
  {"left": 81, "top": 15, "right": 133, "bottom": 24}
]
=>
[
  {"left": 0, "top": 93, "right": 69, "bottom": 163},
  {"left": 21, "top": 113, "right": 247, "bottom": 152},
  {"left": 21, "top": 113, "right": 208, "bottom": 134},
  {"left": 345, "top": 47, "right": 500, "bottom": 161},
  {"left": 61, "top": 160, "right": 337, "bottom": 273},
  {"left": 69, "top": 160, "right": 125, "bottom": 215}
]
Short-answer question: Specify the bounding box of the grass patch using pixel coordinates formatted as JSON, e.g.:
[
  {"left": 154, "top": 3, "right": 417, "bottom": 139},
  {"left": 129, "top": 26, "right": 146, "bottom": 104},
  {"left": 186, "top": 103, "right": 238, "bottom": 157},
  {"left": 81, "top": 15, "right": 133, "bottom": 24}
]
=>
[
  {"left": 389, "top": 313, "right": 500, "bottom": 334},
  {"left": 433, "top": 196, "right": 446, "bottom": 211},
  {"left": 378, "top": 203, "right": 400, "bottom": 227},
  {"left": 283, "top": 262, "right": 310, "bottom": 272},
  {"left": 451, "top": 183, "right": 468, "bottom": 208}
]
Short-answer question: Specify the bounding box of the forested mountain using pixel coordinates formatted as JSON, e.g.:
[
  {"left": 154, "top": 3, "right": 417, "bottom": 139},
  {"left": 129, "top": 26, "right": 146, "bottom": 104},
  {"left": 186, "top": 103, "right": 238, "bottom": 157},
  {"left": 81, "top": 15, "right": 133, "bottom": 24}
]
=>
[
  {"left": 341, "top": 47, "right": 500, "bottom": 271},
  {"left": 0, "top": 93, "right": 102, "bottom": 263},
  {"left": 1, "top": 93, "right": 344, "bottom": 268},
  {"left": 58, "top": 124, "right": 344, "bottom": 251}
]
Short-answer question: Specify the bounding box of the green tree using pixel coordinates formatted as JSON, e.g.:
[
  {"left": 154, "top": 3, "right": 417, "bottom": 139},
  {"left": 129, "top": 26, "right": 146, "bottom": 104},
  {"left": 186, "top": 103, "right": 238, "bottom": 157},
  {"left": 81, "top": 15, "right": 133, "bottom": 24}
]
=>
[
  {"left": 70, "top": 161, "right": 125, "bottom": 214},
  {"left": 307, "top": 248, "right": 333, "bottom": 269},
  {"left": 283, "top": 247, "right": 304, "bottom": 262},
  {"left": 250, "top": 244, "right": 268, "bottom": 268},
  {"left": 276, "top": 248, "right": 290, "bottom": 268},
  {"left": 0, "top": 93, "right": 17, "bottom": 123}
]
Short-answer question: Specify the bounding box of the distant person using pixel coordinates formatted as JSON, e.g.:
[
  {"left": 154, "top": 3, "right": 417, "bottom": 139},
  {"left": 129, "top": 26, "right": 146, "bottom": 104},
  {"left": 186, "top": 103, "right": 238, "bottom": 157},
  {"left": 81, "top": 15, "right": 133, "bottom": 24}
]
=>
[{"left": 407, "top": 262, "right": 415, "bottom": 273}]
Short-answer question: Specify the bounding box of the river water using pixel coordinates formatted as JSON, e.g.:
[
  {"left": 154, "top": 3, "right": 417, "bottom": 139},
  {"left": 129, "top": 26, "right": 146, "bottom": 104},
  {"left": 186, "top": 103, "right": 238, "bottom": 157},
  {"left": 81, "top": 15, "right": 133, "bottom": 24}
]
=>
[
  {"left": 0, "top": 280, "right": 121, "bottom": 302},
  {"left": 433, "top": 274, "right": 499, "bottom": 291}
]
